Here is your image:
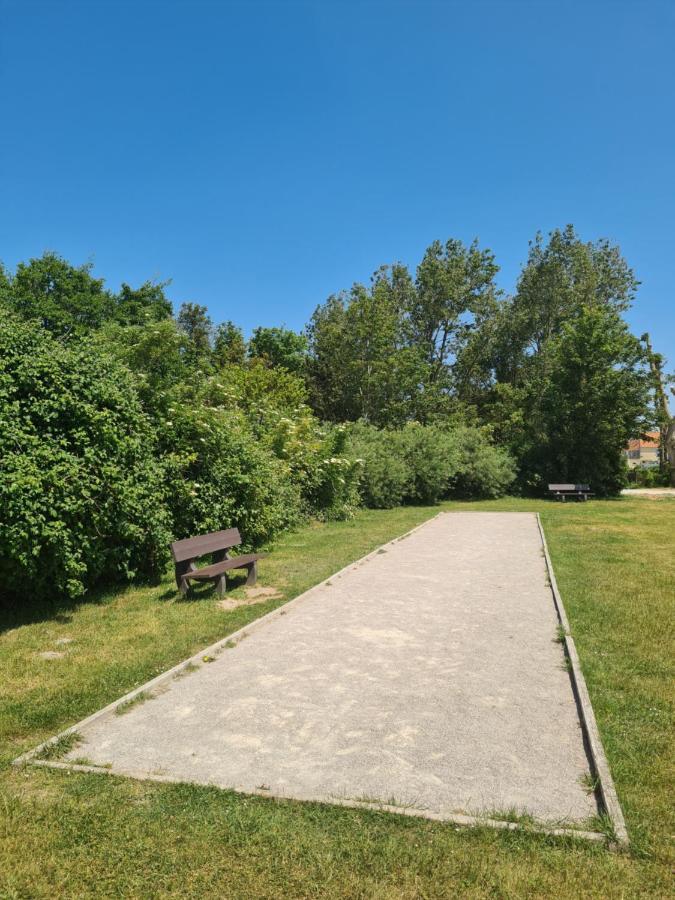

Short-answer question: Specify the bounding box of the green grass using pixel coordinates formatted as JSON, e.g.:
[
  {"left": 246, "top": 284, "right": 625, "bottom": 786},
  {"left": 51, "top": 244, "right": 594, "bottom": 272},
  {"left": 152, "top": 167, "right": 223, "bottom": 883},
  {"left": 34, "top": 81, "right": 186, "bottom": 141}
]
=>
[
  {"left": 114, "top": 691, "right": 153, "bottom": 716},
  {"left": 1, "top": 499, "right": 673, "bottom": 898},
  {"left": 33, "top": 731, "right": 82, "bottom": 761}
]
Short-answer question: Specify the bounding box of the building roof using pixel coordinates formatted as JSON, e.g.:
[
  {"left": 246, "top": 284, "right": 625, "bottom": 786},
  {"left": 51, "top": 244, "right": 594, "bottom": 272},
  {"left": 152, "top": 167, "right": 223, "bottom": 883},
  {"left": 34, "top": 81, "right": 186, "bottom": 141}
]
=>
[{"left": 626, "top": 431, "right": 660, "bottom": 451}]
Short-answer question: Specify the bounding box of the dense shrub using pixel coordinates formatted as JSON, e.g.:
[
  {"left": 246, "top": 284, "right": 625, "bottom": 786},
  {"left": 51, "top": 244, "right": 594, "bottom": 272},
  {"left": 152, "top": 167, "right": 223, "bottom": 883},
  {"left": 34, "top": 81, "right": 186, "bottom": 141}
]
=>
[
  {"left": 627, "top": 465, "right": 669, "bottom": 488},
  {"left": 158, "top": 393, "right": 303, "bottom": 548},
  {"left": 0, "top": 312, "right": 170, "bottom": 600},
  {"left": 165, "top": 370, "right": 360, "bottom": 526},
  {"left": 348, "top": 422, "right": 515, "bottom": 507},
  {"left": 347, "top": 423, "right": 456, "bottom": 505},
  {"left": 397, "top": 424, "right": 460, "bottom": 504},
  {"left": 0, "top": 257, "right": 520, "bottom": 607},
  {"left": 347, "top": 423, "right": 410, "bottom": 508},
  {"left": 448, "top": 426, "right": 517, "bottom": 498},
  {"left": 299, "top": 425, "right": 362, "bottom": 520}
]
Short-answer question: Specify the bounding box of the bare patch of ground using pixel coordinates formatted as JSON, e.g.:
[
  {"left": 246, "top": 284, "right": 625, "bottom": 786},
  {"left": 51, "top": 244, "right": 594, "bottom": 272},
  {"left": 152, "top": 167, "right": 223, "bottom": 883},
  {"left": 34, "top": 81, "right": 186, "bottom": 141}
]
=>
[{"left": 218, "top": 585, "right": 283, "bottom": 611}]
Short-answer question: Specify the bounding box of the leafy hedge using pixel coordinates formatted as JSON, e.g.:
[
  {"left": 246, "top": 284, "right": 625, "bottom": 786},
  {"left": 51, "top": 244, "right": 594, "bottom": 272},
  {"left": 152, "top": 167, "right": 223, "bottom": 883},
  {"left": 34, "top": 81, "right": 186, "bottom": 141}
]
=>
[
  {"left": 348, "top": 422, "right": 515, "bottom": 507},
  {"left": 0, "top": 311, "right": 170, "bottom": 599}
]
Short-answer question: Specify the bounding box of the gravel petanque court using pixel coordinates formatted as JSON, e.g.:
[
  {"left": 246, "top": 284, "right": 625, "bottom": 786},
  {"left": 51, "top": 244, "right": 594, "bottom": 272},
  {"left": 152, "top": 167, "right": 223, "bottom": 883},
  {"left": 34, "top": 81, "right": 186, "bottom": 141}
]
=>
[{"left": 56, "top": 512, "right": 601, "bottom": 828}]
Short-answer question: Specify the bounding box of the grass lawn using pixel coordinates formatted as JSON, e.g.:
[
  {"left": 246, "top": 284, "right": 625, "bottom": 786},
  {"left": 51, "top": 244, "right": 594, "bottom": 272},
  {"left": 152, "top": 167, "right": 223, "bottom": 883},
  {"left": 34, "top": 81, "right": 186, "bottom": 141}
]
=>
[{"left": 1, "top": 499, "right": 673, "bottom": 898}]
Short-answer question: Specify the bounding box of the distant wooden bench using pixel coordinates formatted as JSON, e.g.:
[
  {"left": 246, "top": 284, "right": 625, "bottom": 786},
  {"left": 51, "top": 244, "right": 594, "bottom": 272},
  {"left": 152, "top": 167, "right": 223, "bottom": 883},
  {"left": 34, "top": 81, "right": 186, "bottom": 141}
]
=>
[
  {"left": 170, "top": 528, "right": 265, "bottom": 597},
  {"left": 547, "top": 483, "right": 594, "bottom": 502}
]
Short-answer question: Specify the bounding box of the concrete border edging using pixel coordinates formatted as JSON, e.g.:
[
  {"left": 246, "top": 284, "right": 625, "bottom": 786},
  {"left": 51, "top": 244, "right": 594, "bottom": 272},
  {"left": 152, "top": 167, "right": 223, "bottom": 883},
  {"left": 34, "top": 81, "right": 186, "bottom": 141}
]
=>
[
  {"left": 21, "top": 757, "right": 608, "bottom": 844},
  {"left": 536, "top": 513, "right": 629, "bottom": 848}
]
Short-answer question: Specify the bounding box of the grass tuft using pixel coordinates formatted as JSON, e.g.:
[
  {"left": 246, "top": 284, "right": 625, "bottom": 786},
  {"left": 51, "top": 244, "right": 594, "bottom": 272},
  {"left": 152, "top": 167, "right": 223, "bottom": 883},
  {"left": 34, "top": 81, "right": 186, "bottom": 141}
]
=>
[
  {"left": 34, "top": 732, "right": 82, "bottom": 761},
  {"left": 115, "top": 691, "right": 152, "bottom": 716}
]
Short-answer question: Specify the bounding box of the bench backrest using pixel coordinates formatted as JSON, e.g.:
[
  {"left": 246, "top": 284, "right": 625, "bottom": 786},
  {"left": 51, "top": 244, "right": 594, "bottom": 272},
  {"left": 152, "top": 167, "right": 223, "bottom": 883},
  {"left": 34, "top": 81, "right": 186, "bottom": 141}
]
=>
[
  {"left": 548, "top": 483, "right": 591, "bottom": 492},
  {"left": 170, "top": 528, "right": 241, "bottom": 563}
]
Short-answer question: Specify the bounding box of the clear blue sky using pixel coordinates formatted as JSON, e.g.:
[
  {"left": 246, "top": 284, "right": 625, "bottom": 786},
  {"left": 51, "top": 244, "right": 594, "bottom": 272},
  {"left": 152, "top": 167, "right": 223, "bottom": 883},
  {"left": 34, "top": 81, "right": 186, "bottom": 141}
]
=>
[{"left": 1, "top": 0, "right": 673, "bottom": 359}]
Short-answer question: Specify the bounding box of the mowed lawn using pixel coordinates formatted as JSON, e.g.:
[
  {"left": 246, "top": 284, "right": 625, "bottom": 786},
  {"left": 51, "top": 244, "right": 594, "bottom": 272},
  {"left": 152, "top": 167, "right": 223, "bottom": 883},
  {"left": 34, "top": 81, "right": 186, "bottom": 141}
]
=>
[{"left": 0, "top": 499, "right": 673, "bottom": 898}]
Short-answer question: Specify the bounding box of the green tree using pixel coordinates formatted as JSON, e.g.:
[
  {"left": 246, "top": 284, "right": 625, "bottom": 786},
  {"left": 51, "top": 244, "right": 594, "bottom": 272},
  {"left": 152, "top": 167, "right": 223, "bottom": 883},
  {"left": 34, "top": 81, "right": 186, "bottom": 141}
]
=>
[
  {"left": 642, "top": 333, "right": 675, "bottom": 486},
  {"left": 248, "top": 326, "right": 308, "bottom": 373},
  {"left": 412, "top": 238, "right": 500, "bottom": 384},
  {"left": 307, "top": 278, "right": 418, "bottom": 426},
  {"left": 503, "top": 225, "right": 637, "bottom": 364},
  {"left": 307, "top": 265, "right": 434, "bottom": 426},
  {"left": 214, "top": 320, "right": 246, "bottom": 367},
  {"left": 113, "top": 281, "right": 173, "bottom": 325},
  {"left": 176, "top": 302, "right": 213, "bottom": 364},
  {"left": 3, "top": 251, "right": 113, "bottom": 335},
  {"left": 476, "top": 226, "right": 649, "bottom": 492},
  {"left": 523, "top": 306, "right": 651, "bottom": 495},
  {"left": 307, "top": 242, "right": 497, "bottom": 426}
]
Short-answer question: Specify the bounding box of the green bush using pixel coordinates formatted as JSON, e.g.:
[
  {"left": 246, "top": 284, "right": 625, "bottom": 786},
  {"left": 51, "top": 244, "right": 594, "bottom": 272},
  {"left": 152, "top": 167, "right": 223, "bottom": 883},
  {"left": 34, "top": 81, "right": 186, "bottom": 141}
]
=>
[
  {"left": 347, "top": 423, "right": 411, "bottom": 509},
  {"left": 159, "top": 393, "right": 303, "bottom": 548},
  {"left": 448, "top": 426, "right": 517, "bottom": 498},
  {"left": 180, "top": 369, "right": 360, "bottom": 524},
  {"left": 629, "top": 465, "right": 669, "bottom": 488},
  {"left": 301, "top": 425, "right": 362, "bottom": 520},
  {"left": 0, "top": 312, "right": 170, "bottom": 600},
  {"left": 398, "top": 424, "right": 460, "bottom": 504},
  {"left": 349, "top": 422, "right": 515, "bottom": 507}
]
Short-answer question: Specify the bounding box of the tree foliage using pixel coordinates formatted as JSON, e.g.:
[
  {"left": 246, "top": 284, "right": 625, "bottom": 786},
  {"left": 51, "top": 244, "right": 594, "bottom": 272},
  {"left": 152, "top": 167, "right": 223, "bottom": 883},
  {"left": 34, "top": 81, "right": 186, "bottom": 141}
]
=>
[
  {"left": 3, "top": 252, "right": 113, "bottom": 335},
  {"left": 0, "top": 226, "right": 657, "bottom": 603},
  {"left": 476, "top": 227, "right": 651, "bottom": 493},
  {"left": 0, "top": 310, "right": 170, "bottom": 599},
  {"left": 306, "top": 241, "right": 499, "bottom": 426},
  {"left": 248, "top": 326, "right": 308, "bottom": 373}
]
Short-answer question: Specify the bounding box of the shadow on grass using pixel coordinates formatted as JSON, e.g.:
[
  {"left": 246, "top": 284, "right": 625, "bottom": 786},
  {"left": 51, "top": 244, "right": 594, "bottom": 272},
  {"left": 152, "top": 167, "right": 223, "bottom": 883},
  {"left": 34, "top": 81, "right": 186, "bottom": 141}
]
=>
[
  {"left": 0, "top": 572, "right": 165, "bottom": 635},
  {"left": 166, "top": 570, "right": 251, "bottom": 603},
  {"left": 0, "top": 567, "right": 255, "bottom": 632}
]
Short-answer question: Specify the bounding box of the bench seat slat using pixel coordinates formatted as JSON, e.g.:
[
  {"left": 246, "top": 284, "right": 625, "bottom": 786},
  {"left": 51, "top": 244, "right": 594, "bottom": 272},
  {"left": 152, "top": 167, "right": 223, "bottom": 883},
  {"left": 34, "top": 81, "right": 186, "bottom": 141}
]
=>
[{"left": 184, "top": 553, "right": 265, "bottom": 581}]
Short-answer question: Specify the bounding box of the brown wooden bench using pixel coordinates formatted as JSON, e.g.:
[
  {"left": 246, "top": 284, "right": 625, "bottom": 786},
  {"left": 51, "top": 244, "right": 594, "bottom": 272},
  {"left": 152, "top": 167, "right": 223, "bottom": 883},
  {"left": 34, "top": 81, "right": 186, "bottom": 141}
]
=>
[
  {"left": 170, "top": 528, "right": 265, "bottom": 597},
  {"left": 547, "top": 483, "right": 594, "bottom": 502}
]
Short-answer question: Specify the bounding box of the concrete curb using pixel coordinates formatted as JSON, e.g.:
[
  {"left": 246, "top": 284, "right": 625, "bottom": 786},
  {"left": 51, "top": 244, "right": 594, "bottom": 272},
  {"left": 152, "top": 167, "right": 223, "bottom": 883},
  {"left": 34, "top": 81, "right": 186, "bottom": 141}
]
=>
[
  {"left": 536, "top": 513, "right": 629, "bottom": 848},
  {"left": 22, "top": 757, "right": 608, "bottom": 844}
]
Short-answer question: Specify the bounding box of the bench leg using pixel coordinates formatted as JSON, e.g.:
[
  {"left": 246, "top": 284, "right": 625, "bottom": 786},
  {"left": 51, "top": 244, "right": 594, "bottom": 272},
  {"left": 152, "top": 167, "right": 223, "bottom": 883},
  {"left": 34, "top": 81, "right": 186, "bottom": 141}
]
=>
[
  {"left": 176, "top": 560, "right": 197, "bottom": 590},
  {"left": 179, "top": 576, "right": 190, "bottom": 596},
  {"left": 215, "top": 573, "right": 227, "bottom": 598},
  {"left": 245, "top": 561, "right": 257, "bottom": 586}
]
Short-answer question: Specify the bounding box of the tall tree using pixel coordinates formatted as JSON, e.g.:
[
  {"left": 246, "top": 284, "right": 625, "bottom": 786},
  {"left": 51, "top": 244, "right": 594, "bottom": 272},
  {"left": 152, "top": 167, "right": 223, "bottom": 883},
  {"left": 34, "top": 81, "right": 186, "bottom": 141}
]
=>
[
  {"left": 504, "top": 225, "right": 638, "bottom": 363},
  {"left": 248, "top": 326, "right": 308, "bottom": 374},
  {"left": 214, "top": 321, "right": 246, "bottom": 367},
  {"left": 4, "top": 252, "right": 113, "bottom": 335},
  {"left": 522, "top": 306, "right": 650, "bottom": 495},
  {"left": 307, "top": 267, "right": 430, "bottom": 426},
  {"left": 307, "top": 242, "right": 497, "bottom": 426},
  {"left": 412, "top": 238, "right": 500, "bottom": 384},
  {"left": 467, "top": 226, "right": 653, "bottom": 494},
  {"left": 113, "top": 281, "right": 173, "bottom": 325},
  {"left": 642, "top": 333, "right": 675, "bottom": 486},
  {"left": 176, "top": 302, "right": 213, "bottom": 360}
]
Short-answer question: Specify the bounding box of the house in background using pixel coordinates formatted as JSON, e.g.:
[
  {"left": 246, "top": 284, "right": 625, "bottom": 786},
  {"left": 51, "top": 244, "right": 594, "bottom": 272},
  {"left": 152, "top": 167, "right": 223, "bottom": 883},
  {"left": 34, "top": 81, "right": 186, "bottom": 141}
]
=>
[{"left": 625, "top": 431, "right": 661, "bottom": 469}]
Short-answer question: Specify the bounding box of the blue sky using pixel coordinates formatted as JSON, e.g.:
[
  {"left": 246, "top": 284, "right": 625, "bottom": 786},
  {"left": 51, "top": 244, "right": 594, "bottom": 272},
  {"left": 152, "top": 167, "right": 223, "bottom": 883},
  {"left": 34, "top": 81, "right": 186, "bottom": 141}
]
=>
[{"left": 1, "top": 0, "right": 673, "bottom": 359}]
